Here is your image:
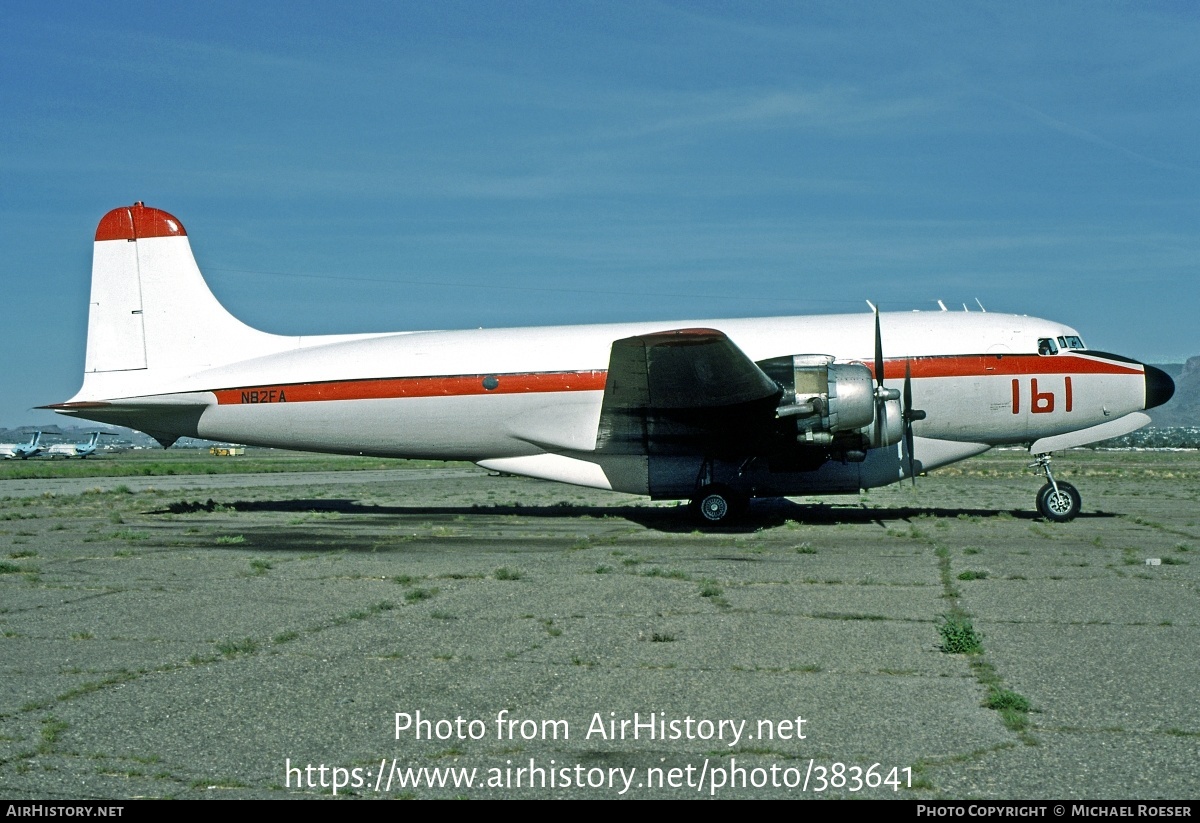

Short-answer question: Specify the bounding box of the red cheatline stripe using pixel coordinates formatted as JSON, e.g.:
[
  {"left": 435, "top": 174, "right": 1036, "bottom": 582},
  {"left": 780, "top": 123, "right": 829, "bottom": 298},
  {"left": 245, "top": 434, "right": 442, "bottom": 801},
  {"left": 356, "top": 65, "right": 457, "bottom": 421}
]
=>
[
  {"left": 209, "top": 354, "right": 1142, "bottom": 406},
  {"left": 873, "top": 354, "right": 1143, "bottom": 381},
  {"left": 213, "top": 370, "right": 609, "bottom": 405}
]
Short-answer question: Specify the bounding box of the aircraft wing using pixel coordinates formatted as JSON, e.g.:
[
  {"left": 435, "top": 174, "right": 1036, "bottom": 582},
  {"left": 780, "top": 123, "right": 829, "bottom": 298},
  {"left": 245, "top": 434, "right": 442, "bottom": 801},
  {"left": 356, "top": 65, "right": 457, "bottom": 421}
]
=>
[{"left": 596, "top": 328, "right": 781, "bottom": 455}]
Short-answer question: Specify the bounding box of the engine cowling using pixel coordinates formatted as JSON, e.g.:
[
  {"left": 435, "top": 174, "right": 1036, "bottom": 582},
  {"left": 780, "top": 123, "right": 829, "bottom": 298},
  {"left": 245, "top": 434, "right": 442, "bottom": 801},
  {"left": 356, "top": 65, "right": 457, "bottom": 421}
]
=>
[{"left": 760, "top": 354, "right": 903, "bottom": 452}]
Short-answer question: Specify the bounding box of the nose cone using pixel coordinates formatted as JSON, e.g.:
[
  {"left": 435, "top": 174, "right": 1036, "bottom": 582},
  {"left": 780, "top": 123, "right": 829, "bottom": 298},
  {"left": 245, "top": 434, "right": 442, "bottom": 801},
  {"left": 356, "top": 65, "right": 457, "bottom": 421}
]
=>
[{"left": 1144, "top": 365, "right": 1175, "bottom": 410}]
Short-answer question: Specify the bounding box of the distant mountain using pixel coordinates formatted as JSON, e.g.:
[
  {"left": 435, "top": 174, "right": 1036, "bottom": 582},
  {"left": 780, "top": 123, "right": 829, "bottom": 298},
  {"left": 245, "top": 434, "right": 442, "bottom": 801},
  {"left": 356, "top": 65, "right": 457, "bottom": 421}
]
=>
[{"left": 1148, "top": 357, "right": 1199, "bottom": 428}]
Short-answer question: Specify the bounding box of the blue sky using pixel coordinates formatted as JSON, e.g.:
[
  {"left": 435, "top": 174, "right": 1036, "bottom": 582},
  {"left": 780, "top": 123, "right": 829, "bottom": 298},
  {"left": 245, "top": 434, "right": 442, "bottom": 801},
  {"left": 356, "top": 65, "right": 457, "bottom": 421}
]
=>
[{"left": 2, "top": 1, "right": 1197, "bottom": 426}]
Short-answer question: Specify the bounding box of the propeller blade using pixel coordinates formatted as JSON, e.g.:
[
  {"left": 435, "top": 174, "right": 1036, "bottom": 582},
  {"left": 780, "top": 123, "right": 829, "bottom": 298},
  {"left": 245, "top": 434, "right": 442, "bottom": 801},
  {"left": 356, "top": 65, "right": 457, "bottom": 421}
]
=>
[
  {"left": 870, "top": 306, "right": 900, "bottom": 448},
  {"left": 904, "top": 359, "right": 913, "bottom": 414},
  {"left": 905, "top": 360, "right": 916, "bottom": 485},
  {"left": 873, "top": 305, "right": 884, "bottom": 446},
  {"left": 878, "top": 397, "right": 889, "bottom": 451},
  {"left": 902, "top": 359, "right": 929, "bottom": 484},
  {"left": 874, "top": 306, "right": 884, "bottom": 389}
]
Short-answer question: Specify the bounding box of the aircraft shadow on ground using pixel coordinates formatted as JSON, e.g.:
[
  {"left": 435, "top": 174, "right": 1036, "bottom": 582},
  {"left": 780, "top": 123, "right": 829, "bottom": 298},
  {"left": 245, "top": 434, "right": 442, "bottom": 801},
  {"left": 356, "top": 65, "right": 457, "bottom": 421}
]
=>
[{"left": 150, "top": 496, "right": 1115, "bottom": 535}]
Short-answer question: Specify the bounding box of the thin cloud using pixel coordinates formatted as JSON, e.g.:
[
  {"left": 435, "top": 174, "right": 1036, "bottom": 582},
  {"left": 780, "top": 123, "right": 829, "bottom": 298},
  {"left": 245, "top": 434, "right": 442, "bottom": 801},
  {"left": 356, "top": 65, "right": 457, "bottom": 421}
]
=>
[
  {"left": 593, "top": 86, "right": 938, "bottom": 141},
  {"left": 997, "top": 95, "right": 1199, "bottom": 176}
]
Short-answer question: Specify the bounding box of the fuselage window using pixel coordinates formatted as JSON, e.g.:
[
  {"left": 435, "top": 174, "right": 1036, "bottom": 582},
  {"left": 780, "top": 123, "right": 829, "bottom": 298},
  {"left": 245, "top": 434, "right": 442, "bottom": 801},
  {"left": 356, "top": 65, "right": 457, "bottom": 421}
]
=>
[{"left": 1038, "top": 338, "right": 1058, "bottom": 355}]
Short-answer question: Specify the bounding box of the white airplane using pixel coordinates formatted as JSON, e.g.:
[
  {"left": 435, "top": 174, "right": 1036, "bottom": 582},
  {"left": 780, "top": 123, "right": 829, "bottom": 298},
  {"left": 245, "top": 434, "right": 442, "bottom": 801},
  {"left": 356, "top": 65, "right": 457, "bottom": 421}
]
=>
[
  {"left": 44, "top": 202, "right": 1174, "bottom": 523},
  {"left": 0, "top": 431, "right": 43, "bottom": 460},
  {"left": 42, "top": 432, "right": 108, "bottom": 458}
]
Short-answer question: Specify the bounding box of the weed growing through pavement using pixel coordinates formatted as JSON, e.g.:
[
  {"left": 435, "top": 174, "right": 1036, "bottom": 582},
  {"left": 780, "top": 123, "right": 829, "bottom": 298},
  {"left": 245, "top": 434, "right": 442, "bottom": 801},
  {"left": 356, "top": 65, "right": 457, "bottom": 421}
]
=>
[
  {"left": 405, "top": 588, "right": 437, "bottom": 603},
  {"left": 984, "top": 688, "right": 1033, "bottom": 732},
  {"left": 937, "top": 613, "right": 983, "bottom": 655},
  {"left": 216, "top": 638, "right": 258, "bottom": 658}
]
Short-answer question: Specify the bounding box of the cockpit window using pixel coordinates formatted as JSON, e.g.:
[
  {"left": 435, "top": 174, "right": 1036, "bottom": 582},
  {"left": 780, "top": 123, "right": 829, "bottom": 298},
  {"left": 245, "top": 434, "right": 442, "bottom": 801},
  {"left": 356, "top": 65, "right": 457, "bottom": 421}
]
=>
[
  {"left": 1037, "top": 338, "right": 1058, "bottom": 355},
  {"left": 1062, "top": 335, "right": 1084, "bottom": 350}
]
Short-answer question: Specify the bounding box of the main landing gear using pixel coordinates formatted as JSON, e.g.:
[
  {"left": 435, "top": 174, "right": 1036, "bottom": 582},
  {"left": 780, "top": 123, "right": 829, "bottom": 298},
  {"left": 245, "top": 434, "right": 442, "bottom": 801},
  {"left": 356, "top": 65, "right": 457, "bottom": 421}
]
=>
[
  {"left": 1031, "top": 453, "right": 1081, "bottom": 523},
  {"left": 692, "top": 484, "right": 749, "bottom": 525}
]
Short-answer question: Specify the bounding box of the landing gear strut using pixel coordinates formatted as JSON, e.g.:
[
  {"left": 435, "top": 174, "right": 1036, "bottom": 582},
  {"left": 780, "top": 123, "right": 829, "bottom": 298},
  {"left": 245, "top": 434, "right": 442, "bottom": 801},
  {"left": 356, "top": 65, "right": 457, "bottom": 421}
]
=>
[{"left": 1030, "top": 453, "right": 1081, "bottom": 522}]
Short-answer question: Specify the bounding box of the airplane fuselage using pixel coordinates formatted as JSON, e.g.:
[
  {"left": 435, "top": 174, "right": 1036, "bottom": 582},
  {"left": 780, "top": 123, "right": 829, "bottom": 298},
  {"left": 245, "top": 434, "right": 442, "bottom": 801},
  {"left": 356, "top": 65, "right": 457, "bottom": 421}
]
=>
[
  {"left": 46, "top": 203, "right": 1174, "bottom": 518},
  {"left": 62, "top": 311, "right": 1152, "bottom": 494}
]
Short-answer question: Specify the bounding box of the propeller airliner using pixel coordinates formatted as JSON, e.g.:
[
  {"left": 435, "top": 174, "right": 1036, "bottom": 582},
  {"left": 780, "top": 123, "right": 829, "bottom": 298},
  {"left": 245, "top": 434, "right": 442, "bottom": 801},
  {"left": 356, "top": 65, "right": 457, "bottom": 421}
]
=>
[{"left": 44, "top": 203, "right": 1174, "bottom": 523}]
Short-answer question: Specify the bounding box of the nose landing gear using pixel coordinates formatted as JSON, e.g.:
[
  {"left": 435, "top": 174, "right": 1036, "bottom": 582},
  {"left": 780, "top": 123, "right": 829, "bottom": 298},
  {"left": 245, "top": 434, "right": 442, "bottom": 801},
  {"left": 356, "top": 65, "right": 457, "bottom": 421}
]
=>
[{"left": 1031, "top": 453, "right": 1081, "bottom": 522}]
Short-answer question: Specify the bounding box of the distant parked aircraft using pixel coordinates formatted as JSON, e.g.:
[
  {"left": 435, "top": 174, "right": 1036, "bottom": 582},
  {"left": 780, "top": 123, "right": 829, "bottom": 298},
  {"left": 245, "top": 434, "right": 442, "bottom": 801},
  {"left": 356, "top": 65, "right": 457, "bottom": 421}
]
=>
[
  {"left": 0, "top": 432, "right": 43, "bottom": 460},
  {"left": 43, "top": 432, "right": 108, "bottom": 458}
]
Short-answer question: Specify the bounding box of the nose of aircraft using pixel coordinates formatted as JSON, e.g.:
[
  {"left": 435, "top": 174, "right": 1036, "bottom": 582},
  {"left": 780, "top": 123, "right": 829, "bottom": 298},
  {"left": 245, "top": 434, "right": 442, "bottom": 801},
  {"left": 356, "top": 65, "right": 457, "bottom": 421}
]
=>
[{"left": 1144, "top": 365, "right": 1175, "bottom": 410}]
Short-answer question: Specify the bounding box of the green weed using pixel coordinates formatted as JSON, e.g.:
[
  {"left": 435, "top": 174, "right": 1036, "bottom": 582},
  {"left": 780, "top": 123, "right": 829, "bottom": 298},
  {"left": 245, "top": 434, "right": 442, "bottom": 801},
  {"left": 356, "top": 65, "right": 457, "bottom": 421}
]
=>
[
  {"left": 938, "top": 613, "right": 983, "bottom": 655},
  {"left": 984, "top": 688, "right": 1033, "bottom": 732},
  {"left": 216, "top": 638, "right": 258, "bottom": 658}
]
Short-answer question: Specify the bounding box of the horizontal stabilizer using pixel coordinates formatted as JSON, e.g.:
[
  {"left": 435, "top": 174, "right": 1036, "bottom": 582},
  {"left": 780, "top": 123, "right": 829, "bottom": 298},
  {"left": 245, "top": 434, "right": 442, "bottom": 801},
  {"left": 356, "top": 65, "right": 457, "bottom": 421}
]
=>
[{"left": 41, "top": 394, "right": 212, "bottom": 449}]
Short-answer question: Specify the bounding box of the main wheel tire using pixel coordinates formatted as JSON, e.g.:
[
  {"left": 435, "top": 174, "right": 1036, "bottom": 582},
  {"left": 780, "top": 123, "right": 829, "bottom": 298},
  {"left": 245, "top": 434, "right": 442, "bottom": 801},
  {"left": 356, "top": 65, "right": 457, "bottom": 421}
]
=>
[
  {"left": 693, "top": 485, "right": 746, "bottom": 524},
  {"left": 1037, "top": 481, "right": 1081, "bottom": 522}
]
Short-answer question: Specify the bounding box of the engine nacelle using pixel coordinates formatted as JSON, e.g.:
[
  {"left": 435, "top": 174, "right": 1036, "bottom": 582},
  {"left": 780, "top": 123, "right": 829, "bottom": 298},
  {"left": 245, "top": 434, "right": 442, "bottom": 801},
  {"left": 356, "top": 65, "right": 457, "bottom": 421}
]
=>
[{"left": 760, "top": 355, "right": 903, "bottom": 450}]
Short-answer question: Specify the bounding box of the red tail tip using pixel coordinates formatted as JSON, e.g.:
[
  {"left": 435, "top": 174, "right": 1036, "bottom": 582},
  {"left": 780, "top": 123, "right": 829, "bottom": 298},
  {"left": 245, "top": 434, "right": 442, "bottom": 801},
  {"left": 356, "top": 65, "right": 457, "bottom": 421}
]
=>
[{"left": 95, "top": 202, "right": 187, "bottom": 242}]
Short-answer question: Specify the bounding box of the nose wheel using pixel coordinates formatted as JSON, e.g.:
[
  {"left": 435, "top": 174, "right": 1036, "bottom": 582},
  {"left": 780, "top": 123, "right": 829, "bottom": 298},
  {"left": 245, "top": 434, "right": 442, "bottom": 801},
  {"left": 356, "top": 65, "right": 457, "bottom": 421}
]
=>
[{"left": 1031, "top": 454, "right": 1081, "bottom": 522}]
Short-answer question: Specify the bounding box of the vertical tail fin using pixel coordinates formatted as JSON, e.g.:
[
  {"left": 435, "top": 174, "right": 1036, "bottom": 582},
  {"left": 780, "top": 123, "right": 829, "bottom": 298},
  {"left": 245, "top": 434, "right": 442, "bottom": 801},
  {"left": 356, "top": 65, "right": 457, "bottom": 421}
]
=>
[{"left": 78, "top": 202, "right": 295, "bottom": 399}]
